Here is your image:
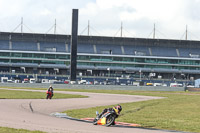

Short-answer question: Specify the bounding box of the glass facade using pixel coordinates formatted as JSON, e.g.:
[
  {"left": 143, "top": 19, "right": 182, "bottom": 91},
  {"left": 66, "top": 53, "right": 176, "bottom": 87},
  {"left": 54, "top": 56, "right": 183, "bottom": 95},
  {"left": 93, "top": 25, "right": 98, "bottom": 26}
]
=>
[
  {"left": 0, "top": 51, "right": 199, "bottom": 72},
  {"left": 76, "top": 55, "right": 200, "bottom": 70}
]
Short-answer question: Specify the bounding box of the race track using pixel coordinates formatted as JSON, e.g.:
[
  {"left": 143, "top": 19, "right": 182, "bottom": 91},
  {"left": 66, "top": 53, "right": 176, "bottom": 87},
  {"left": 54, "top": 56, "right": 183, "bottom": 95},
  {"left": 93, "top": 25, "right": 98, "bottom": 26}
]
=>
[{"left": 0, "top": 88, "right": 182, "bottom": 133}]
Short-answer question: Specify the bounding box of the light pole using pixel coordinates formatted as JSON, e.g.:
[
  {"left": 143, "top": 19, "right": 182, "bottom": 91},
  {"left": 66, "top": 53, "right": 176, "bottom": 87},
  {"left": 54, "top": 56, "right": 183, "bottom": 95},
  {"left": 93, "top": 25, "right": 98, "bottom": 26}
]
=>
[
  {"left": 107, "top": 67, "right": 110, "bottom": 77},
  {"left": 139, "top": 69, "right": 142, "bottom": 81}
]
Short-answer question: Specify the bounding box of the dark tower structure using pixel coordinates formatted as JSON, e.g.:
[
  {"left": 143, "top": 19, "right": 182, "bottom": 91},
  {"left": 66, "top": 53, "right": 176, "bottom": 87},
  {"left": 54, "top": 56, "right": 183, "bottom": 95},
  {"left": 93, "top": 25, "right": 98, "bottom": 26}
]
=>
[{"left": 70, "top": 9, "right": 78, "bottom": 81}]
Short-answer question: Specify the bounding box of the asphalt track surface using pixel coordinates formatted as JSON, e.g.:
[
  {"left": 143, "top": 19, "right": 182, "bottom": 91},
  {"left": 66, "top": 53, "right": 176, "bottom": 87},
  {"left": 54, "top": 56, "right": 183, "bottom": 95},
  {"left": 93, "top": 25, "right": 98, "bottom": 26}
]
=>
[{"left": 0, "top": 88, "right": 184, "bottom": 133}]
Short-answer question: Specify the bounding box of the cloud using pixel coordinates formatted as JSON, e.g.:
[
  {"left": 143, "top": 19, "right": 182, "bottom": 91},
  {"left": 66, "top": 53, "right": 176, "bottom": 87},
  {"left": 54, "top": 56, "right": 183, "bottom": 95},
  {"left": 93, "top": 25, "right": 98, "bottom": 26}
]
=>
[
  {"left": 79, "top": 0, "right": 200, "bottom": 40},
  {"left": 0, "top": 0, "right": 199, "bottom": 40}
]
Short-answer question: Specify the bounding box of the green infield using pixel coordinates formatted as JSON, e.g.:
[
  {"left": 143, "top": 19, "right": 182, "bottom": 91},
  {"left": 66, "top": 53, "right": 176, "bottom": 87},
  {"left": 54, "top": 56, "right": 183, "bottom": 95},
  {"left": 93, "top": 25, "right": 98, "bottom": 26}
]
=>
[
  {"left": 0, "top": 127, "right": 45, "bottom": 133},
  {"left": 0, "top": 89, "right": 87, "bottom": 99},
  {"left": 62, "top": 90, "right": 200, "bottom": 133}
]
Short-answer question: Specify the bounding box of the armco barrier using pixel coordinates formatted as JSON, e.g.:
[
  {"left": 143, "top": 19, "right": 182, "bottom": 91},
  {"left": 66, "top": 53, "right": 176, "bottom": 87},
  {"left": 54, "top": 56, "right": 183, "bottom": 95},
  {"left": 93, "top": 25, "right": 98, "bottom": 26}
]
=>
[{"left": 0, "top": 83, "right": 185, "bottom": 91}]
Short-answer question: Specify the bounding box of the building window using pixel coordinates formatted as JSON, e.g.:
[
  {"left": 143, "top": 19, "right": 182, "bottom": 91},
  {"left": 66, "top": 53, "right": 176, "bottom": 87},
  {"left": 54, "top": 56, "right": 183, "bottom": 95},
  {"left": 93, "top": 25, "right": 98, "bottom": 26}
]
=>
[
  {"left": 44, "top": 47, "right": 56, "bottom": 52},
  {"left": 134, "top": 51, "right": 146, "bottom": 56}
]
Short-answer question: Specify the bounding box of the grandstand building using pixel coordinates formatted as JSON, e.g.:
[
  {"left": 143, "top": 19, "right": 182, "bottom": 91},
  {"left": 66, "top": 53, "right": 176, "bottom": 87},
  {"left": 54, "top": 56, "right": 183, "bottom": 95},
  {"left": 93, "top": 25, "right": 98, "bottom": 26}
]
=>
[{"left": 0, "top": 31, "right": 200, "bottom": 80}]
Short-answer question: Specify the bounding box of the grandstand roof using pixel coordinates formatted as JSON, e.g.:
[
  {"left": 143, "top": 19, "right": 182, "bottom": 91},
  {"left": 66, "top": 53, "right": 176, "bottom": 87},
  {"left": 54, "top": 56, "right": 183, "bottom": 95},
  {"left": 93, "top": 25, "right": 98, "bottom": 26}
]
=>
[{"left": 0, "top": 31, "right": 200, "bottom": 58}]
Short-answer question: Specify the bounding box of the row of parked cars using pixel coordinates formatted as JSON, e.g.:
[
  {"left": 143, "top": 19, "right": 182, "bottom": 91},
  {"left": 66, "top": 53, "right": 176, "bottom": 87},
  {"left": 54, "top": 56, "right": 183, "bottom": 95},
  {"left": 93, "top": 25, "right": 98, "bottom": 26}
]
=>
[
  {"left": 1, "top": 77, "right": 69, "bottom": 84},
  {"left": 77, "top": 80, "right": 195, "bottom": 87},
  {"left": 1, "top": 77, "right": 194, "bottom": 87}
]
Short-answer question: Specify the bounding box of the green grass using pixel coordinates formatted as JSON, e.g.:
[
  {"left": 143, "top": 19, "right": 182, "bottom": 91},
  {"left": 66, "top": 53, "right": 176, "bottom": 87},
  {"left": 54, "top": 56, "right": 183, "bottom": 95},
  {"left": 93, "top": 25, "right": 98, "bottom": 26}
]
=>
[
  {"left": 61, "top": 90, "right": 200, "bottom": 133},
  {"left": 0, "top": 89, "right": 88, "bottom": 99},
  {"left": 0, "top": 127, "right": 45, "bottom": 133}
]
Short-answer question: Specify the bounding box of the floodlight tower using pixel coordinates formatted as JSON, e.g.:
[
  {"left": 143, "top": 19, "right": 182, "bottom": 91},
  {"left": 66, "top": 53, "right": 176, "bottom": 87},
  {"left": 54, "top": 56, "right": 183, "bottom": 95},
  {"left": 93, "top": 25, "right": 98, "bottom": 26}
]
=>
[{"left": 153, "top": 23, "right": 156, "bottom": 39}]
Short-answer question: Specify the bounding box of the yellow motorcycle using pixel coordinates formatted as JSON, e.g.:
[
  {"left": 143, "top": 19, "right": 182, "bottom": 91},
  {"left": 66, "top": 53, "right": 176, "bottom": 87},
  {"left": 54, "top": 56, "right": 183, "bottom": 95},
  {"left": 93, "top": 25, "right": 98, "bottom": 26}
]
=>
[{"left": 93, "top": 107, "right": 120, "bottom": 126}]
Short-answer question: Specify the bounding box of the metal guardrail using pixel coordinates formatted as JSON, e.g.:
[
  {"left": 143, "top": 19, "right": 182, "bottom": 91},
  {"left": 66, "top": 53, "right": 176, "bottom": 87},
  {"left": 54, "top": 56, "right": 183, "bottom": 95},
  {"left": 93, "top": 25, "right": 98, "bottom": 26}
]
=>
[{"left": 0, "top": 83, "right": 185, "bottom": 91}]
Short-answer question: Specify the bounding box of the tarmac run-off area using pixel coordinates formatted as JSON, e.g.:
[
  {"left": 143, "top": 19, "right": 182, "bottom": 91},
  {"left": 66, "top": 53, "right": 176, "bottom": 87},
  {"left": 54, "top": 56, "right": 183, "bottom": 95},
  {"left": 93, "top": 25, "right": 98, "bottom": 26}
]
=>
[{"left": 0, "top": 88, "right": 182, "bottom": 133}]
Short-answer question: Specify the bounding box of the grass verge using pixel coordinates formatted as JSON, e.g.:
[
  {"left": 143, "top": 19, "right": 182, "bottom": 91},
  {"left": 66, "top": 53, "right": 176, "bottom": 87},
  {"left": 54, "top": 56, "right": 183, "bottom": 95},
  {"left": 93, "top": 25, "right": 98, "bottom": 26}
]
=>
[
  {"left": 0, "top": 127, "right": 45, "bottom": 133},
  {"left": 0, "top": 89, "right": 87, "bottom": 99}
]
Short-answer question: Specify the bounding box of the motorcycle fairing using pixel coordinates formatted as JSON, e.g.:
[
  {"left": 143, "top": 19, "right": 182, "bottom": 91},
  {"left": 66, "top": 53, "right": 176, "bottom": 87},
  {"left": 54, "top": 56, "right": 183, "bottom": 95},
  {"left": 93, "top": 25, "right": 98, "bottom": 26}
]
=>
[
  {"left": 97, "top": 117, "right": 106, "bottom": 125},
  {"left": 96, "top": 112, "right": 111, "bottom": 125}
]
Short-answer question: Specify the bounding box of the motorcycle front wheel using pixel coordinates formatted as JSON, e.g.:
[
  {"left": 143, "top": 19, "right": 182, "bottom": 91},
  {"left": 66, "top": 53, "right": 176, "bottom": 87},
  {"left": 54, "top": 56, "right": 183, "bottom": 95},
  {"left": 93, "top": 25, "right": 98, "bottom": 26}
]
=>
[
  {"left": 105, "top": 114, "right": 115, "bottom": 127},
  {"left": 46, "top": 94, "right": 49, "bottom": 99}
]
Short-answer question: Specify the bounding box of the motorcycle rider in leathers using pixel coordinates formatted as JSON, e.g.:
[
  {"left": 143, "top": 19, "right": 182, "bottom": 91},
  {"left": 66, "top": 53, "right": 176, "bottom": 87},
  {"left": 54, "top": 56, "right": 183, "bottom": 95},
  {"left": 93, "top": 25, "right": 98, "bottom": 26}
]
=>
[{"left": 98, "top": 105, "right": 122, "bottom": 119}]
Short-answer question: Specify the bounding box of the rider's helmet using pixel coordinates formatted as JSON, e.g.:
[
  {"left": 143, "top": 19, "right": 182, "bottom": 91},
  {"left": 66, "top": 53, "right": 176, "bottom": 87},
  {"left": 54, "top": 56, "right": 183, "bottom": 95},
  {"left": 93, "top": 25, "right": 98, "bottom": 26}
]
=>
[{"left": 113, "top": 105, "right": 122, "bottom": 114}]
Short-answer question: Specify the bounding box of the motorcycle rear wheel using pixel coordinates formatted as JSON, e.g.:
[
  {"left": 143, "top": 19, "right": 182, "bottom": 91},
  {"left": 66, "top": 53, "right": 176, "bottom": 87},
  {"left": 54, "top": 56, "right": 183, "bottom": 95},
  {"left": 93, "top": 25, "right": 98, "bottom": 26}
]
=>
[{"left": 93, "top": 118, "right": 98, "bottom": 125}]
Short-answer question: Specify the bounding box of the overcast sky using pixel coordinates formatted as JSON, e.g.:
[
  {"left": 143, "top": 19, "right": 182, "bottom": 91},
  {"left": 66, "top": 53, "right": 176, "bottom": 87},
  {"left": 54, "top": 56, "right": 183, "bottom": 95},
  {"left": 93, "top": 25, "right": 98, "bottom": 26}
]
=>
[{"left": 0, "top": 0, "right": 200, "bottom": 40}]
